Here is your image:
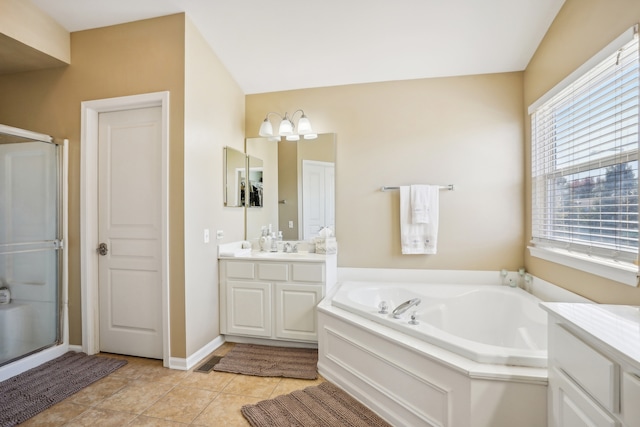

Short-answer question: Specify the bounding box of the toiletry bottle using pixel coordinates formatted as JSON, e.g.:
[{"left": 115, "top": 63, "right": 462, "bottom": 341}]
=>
[
  {"left": 259, "top": 226, "right": 268, "bottom": 251},
  {"left": 276, "top": 231, "right": 284, "bottom": 252},
  {"left": 0, "top": 286, "right": 10, "bottom": 304},
  {"left": 270, "top": 232, "right": 278, "bottom": 252}
]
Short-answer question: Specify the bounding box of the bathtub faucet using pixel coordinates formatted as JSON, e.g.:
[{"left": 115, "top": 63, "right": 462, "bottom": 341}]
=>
[{"left": 392, "top": 298, "right": 421, "bottom": 318}]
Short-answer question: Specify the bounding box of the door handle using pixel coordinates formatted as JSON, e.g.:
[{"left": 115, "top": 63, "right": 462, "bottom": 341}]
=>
[{"left": 97, "top": 242, "right": 108, "bottom": 256}]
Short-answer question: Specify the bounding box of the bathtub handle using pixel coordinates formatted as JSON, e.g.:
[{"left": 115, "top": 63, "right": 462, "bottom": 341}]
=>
[{"left": 392, "top": 298, "right": 421, "bottom": 318}]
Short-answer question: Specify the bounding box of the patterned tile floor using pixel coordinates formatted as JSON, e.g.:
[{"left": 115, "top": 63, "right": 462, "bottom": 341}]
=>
[{"left": 19, "top": 343, "right": 325, "bottom": 426}]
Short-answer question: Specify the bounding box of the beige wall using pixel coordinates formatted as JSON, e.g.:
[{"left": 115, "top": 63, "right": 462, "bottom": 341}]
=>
[
  {"left": 184, "top": 18, "right": 245, "bottom": 355},
  {"left": 0, "top": 12, "right": 247, "bottom": 360},
  {"left": 0, "top": 14, "right": 189, "bottom": 354},
  {"left": 2, "top": 0, "right": 638, "bottom": 360},
  {"left": 247, "top": 72, "right": 526, "bottom": 270},
  {"left": 0, "top": 0, "right": 70, "bottom": 64},
  {"left": 524, "top": 0, "right": 640, "bottom": 304}
]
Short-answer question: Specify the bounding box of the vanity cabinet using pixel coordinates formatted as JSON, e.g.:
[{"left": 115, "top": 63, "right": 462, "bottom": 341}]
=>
[
  {"left": 219, "top": 255, "right": 336, "bottom": 344},
  {"left": 542, "top": 303, "right": 640, "bottom": 427}
]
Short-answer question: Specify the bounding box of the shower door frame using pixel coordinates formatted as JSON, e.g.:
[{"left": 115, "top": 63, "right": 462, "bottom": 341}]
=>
[{"left": 0, "top": 126, "right": 69, "bottom": 381}]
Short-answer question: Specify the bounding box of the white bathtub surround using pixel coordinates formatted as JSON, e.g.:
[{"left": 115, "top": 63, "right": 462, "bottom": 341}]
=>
[
  {"left": 331, "top": 282, "right": 547, "bottom": 368},
  {"left": 317, "top": 268, "right": 584, "bottom": 427},
  {"left": 337, "top": 267, "right": 593, "bottom": 303}
]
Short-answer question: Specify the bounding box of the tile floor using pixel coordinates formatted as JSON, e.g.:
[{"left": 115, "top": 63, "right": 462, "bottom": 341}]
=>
[{"left": 20, "top": 343, "right": 325, "bottom": 426}]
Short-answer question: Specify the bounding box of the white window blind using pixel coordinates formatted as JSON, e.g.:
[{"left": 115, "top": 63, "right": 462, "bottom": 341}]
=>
[{"left": 530, "top": 28, "right": 640, "bottom": 264}]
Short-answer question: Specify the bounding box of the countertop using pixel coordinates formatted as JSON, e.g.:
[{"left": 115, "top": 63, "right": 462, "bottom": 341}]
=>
[
  {"left": 218, "top": 250, "right": 333, "bottom": 262},
  {"left": 541, "top": 302, "right": 640, "bottom": 368},
  {"left": 218, "top": 241, "right": 335, "bottom": 262}
]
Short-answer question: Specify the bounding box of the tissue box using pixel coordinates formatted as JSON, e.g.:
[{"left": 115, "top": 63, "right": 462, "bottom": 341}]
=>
[{"left": 315, "top": 237, "right": 337, "bottom": 254}]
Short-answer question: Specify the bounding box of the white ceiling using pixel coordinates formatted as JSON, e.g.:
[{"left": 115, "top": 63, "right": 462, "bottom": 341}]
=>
[{"left": 30, "top": 0, "right": 565, "bottom": 94}]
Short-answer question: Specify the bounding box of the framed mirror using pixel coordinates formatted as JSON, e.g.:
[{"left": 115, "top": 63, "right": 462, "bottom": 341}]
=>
[
  {"left": 223, "top": 146, "right": 246, "bottom": 207},
  {"left": 245, "top": 133, "right": 336, "bottom": 241}
]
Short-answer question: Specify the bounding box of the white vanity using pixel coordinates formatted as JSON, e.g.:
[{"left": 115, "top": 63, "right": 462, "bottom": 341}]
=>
[
  {"left": 219, "top": 250, "right": 337, "bottom": 345},
  {"left": 542, "top": 303, "right": 640, "bottom": 427}
]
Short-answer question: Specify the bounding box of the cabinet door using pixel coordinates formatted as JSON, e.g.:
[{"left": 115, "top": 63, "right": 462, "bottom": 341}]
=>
[
  {"left": 226, "top": 281, "right": 272, "bottom": 337},
  {"left": 274, "top": 283, "right": 323, "bottom": 341},
  {"left": 549, "top": 367, "right": 618, "bottom": 427},
  {"left": 622, "top": 372, "right": 640, "bottom": 427}
]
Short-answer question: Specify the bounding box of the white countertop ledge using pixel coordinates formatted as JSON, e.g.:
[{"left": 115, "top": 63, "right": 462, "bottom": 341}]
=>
[
  {"left": 219, "top": 250, "right": 332, "bottom": 262},
  {"left": 541, "top": 302, "right": 640, "bottom": 367}
]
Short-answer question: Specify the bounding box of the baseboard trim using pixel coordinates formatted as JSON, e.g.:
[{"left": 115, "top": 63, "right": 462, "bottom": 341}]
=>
[{"left": 169, "top": 335, "right": 226, "bottom": 371}]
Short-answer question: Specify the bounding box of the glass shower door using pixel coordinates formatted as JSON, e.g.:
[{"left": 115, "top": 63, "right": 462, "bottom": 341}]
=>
[{"left": 0, "top": 138, "right": 61, "bottom": 367}]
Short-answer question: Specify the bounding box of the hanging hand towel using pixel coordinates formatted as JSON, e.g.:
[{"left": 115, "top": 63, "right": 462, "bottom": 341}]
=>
[
  {"left": 410, "top": 184, "right": 431, "bottom": 224},
  {"left": 400, "top": 185, "right": 439, "bottom": 254}
]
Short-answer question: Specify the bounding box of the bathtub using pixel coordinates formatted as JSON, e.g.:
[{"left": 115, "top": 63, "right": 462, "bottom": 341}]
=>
[
  {"left": 331, "top": 281, "right": 547, "bottom": 368},
  {"left": 317, "top": 271, "right": 550, "bottom": 427}
]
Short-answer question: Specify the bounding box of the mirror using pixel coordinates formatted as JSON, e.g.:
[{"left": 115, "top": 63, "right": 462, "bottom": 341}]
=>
[
  {"left": 224, "top": 146, "right": 246, "bottom": 207},
  {"left": 245, "top": 133, "right": 336, "bottom": 242}
]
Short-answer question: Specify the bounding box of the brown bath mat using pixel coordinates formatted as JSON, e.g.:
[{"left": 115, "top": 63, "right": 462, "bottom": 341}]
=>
[
  {"left": 242, "top": 381, "right": 392, "bottom": 427},
  {"left": 0, "top": 351, "right": 127, "bottom": 427},
  {"left": 213, "top": 344, "right": 318, "bottom": 380}
]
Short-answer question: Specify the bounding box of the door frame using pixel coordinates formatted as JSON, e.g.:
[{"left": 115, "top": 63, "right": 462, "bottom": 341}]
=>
[{"left": 80, "top": 92, "right": 170, "bottom": 366}]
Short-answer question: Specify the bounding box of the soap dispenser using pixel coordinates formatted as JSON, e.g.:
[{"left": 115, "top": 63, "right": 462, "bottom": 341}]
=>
[{"left": 259, "top": 226, "right": 270, "bottom": 251}]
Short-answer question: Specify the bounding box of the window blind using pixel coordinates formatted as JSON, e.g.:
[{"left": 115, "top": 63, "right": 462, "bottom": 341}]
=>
[{"left": 530, "top": 29, "right": 640, "bottom": 263}]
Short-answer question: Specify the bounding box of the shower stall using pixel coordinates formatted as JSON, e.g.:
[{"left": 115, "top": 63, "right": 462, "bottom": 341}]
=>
[{"left": 0, "top": 124, "right": 67, "bottom": 375}]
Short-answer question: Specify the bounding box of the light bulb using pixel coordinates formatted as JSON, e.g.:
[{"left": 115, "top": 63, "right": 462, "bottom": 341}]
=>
[
  {"left": 278, "top": 118, "right": 293, "bottom": 136},
  {"left": 297, "top": 115, "right": 313, "bottom": 134},
  {"left": 259, "top": 119, "right": 273, "bottom": 137}
]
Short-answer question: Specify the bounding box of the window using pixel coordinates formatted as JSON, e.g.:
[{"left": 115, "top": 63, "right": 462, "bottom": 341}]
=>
[{"left": 529, "top": 26, "right": 639, "bottom": 286}]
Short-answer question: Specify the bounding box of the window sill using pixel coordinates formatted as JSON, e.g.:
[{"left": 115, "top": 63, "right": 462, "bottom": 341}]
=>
[{"left": 528, "top": 245, "right": 638, "bottom": 287}]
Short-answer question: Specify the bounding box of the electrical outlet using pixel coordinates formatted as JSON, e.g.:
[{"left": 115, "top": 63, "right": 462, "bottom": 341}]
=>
[
  {"left": 203, "top": 229, "right": 210, "bottom": 243},
  {"left": 216, "top": 230, "right": 224, "bottom": 240},
  {"left": 288, "top": 220, "right": 294, "bottom": 229}
]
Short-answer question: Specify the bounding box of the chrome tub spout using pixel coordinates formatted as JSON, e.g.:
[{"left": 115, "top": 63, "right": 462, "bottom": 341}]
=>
[{"left": 392, "top": 298, "right": 421, "bottom": 318}]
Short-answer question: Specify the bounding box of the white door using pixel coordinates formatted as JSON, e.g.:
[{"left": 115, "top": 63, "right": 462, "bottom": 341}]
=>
[
  {"left": 98, "top": 107, "right": 163, "bottom": 359},
  {"left": 302, "top": 160, "right": 335, "bottom": 240}
]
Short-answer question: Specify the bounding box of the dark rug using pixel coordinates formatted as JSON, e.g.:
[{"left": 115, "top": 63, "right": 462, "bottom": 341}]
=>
[
  {"left": 242, "top": 381, "right": 392, "bottom": 427},
  {"left": 213, "top": 344, "right": 318, "bottom": 380},
  {"left": 0, "top": 351, "right": 127, "bottom": 427}
]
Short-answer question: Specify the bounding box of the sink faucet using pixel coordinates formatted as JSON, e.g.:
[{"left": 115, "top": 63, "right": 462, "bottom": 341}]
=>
[
  {"left": 392, "top": 298, "right": 421, "bottom": 318},
  {"left": 283, "top": 242, "right": 292, "bottom": 253}
]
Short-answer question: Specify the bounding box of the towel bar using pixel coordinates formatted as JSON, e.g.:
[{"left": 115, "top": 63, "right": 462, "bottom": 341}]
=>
[{"left": 380, "top": 185, "right": 455, "bottom": 192}]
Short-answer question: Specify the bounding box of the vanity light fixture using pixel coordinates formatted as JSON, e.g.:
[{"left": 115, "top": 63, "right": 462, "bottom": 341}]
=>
[{"left": 258, "top": 109, "right": 318, "bottom": 141}]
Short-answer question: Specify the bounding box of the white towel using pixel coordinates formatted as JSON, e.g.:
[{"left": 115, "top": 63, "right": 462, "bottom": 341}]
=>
[
  {"left": 400, "top": 185, "right": 439, "bottom": 254},
  {"left": 410, "top": 184, "right": 431, "bottom": 224},
  {"left": 218, "top": 248, "right": 252, "bottom": 257}
]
